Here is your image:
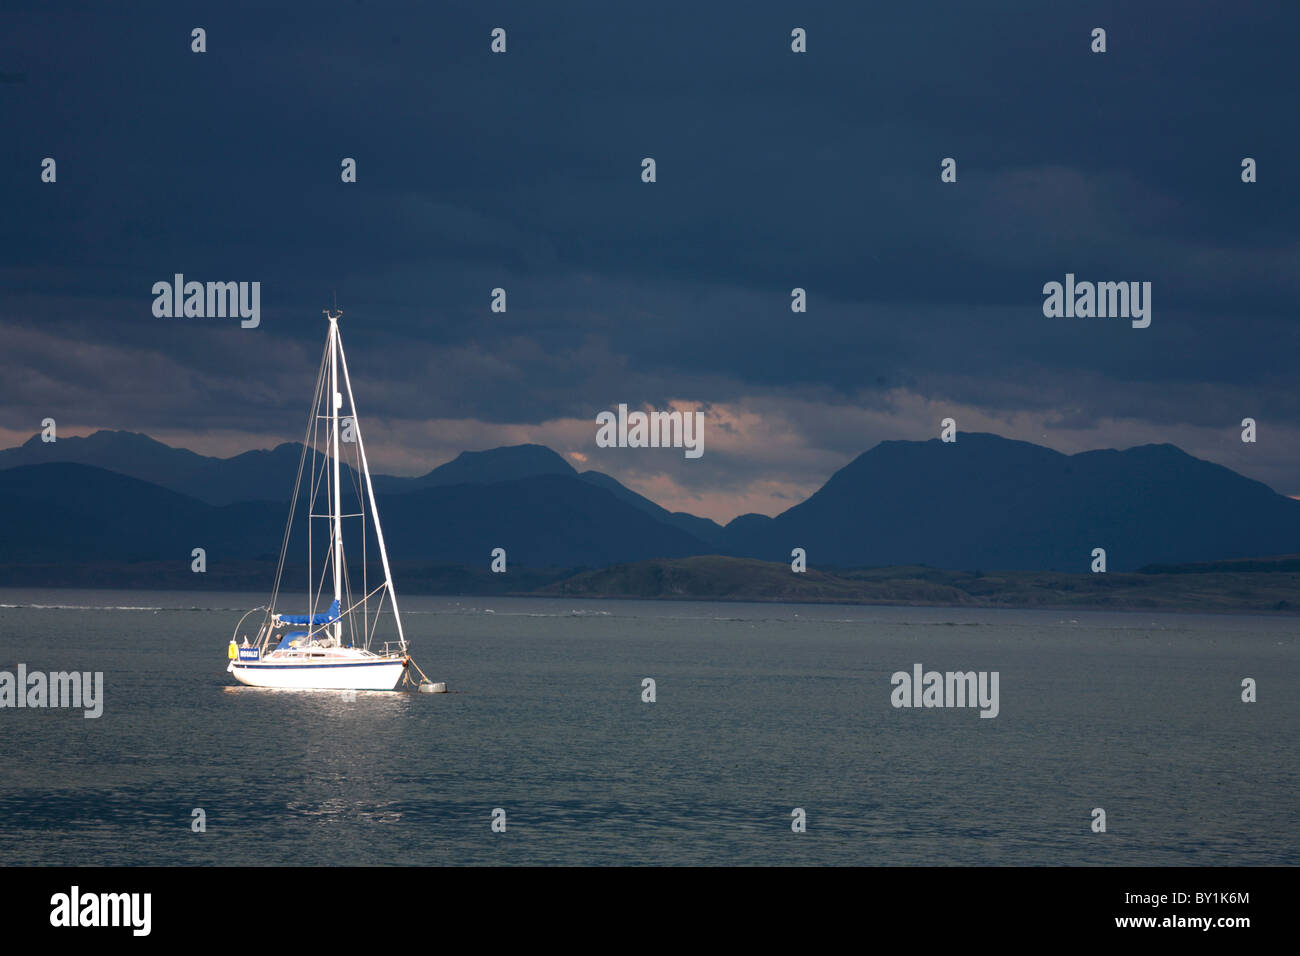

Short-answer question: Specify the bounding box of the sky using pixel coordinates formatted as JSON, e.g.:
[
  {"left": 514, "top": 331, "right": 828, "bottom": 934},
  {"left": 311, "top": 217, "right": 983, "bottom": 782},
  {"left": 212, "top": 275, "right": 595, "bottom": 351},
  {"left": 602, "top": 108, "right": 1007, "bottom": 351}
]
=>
[{"left": 2, "top": 1, "right": 1297, "bottom": 522}]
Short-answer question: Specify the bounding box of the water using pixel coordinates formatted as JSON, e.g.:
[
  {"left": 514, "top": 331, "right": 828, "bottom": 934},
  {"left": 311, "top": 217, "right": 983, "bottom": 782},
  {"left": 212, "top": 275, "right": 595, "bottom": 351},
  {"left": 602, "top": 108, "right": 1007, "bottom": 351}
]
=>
[{"left": 0, "top": 589, "right": 1294, "bottom": 865}]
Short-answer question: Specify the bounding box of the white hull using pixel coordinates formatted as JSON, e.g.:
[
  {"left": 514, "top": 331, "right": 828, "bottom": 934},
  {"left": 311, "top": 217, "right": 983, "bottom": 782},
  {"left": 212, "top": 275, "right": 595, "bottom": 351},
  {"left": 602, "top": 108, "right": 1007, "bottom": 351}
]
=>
[{"left": 228, "top": 656, "right": 407, "bottom": 691}]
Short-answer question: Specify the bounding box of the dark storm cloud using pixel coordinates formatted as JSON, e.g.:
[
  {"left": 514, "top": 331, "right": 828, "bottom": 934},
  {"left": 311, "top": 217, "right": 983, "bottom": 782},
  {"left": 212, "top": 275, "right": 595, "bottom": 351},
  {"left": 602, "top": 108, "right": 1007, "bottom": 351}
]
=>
[{"left": 1, "top": 0, "right": 1296, "bottom": 505}]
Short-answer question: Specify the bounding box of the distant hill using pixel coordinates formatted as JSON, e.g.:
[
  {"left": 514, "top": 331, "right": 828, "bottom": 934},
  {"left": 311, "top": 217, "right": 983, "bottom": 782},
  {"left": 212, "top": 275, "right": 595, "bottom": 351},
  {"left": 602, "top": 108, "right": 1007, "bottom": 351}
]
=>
[
  {"left": 544, "top": 555, "right": 955, "bottom": 604},
  {"left": 719, "top": 434, "right": 1300, "bottom": 572},
  {"left": 0, "top": 431, "right": 327, "bottom": 506},
  {"left": 577, "top": 470, "right": 725, "bottom": 544},
  {"left": 0, "top": 463, "right": 284, "bottom": 563},
  {"left": 376, "top": 473, "right": 710, "bottom": 567},
  {"left": 3, "top": 430, "right": 1300, "bottom": 577},
  {"left": 0, "top": 462, "right": 712, "bottom": 571},
  {"left": 543, "top": 555, "right": 1300, "bottom": 614},
  {"left": 1138, "top": 554, "right": 1300, "bottom": 574},
  {"left": 373, "top": 443, "right": 576, "bottom": 494},
  {"left": 1, "top": 432, "right": 702, "bottom": 544}
]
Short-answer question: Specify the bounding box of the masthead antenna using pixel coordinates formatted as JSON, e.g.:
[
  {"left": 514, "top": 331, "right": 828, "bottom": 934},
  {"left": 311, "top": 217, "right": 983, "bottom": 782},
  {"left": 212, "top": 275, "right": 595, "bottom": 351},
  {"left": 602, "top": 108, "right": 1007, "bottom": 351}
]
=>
[{"left": 323, "top": 291, "right": 343, "bottom": 323}]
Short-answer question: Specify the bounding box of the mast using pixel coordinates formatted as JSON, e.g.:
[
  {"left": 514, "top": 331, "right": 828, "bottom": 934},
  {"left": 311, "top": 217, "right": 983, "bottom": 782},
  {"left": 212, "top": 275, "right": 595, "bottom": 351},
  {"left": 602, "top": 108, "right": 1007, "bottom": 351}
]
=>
[{"left": 327, "top": 308, "right": 344, "bottom": 645}]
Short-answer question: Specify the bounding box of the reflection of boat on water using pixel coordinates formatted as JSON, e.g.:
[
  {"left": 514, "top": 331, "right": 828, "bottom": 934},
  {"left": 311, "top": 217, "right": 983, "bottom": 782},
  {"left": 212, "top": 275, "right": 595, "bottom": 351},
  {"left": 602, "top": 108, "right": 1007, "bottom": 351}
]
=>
[{"left": 225, "top": 307, "right": 428, "bottom": 692}]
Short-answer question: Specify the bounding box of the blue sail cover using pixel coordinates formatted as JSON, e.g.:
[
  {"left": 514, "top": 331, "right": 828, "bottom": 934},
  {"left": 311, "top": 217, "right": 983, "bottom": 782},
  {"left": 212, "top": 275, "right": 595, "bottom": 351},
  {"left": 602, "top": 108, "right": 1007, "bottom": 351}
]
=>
[
  {"left": 277, "top": 599, "right": 340, "bottom": 626},
  {"left": 276, "top": 631, "right": 309, "bottom": 650}
]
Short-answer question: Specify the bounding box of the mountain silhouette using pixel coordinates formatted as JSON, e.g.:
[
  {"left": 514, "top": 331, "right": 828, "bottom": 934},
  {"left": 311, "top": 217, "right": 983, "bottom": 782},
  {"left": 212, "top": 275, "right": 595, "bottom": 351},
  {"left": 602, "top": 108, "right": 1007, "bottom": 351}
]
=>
[
  {"left": 0, "top": 462, "right": 707, "bottom": 569},
  {"left": 3, "top": 430, "right": 1299, "bottom": 574},
  {"left": 372, "top": 443, "right": 576, "bottom": 493},
  {"left": 0, "top": 431, "right": 320, "bottom": 506},
  {"left": 2, "top": 430, "right": 726, "bottom": 542},
  {"left": 719, "top": 433, "right": 1300, "bottom": 571}
]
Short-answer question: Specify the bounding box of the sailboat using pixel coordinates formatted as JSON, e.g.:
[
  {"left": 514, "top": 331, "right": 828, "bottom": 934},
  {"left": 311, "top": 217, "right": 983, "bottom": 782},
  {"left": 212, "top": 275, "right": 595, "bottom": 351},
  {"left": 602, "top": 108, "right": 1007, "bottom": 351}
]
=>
[{"left": 226, "top": 307, "right": 416, "bottom": 691}]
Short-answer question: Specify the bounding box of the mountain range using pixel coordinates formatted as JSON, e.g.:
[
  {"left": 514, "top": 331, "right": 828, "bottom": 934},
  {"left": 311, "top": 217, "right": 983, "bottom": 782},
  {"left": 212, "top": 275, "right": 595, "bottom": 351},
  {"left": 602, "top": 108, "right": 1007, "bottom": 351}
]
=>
[{"left": 2, "top": 429, "right": 1298, "bottom": 577}]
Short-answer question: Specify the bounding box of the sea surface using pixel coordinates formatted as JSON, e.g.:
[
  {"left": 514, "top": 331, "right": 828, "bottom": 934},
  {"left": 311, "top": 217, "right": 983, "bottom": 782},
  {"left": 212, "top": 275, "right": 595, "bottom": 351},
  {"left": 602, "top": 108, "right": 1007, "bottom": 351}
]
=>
[{"left": 0, "top": 589, "right": 1294, "bottom": 866}]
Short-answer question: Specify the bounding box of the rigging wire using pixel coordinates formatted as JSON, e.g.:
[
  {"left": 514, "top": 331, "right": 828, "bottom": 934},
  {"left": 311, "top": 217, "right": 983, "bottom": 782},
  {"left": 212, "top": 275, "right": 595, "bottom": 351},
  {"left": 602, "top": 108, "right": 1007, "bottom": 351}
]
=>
[{"left": 264, "top": 335, "right": 330, "bottom": 648}]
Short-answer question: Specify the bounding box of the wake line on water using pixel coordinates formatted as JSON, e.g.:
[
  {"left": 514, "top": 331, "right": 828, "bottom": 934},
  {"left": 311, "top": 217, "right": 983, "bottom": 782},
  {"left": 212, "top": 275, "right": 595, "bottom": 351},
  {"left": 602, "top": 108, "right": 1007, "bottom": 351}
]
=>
[
  {"left": 0, "top": 603, "right": 621, "bottom": 617},
  {"left": 0, "top": 605, "right": 1075, "bottom": 628},
  {"left": 0, "top": 603, "right": 168, "bottom": 611}
]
